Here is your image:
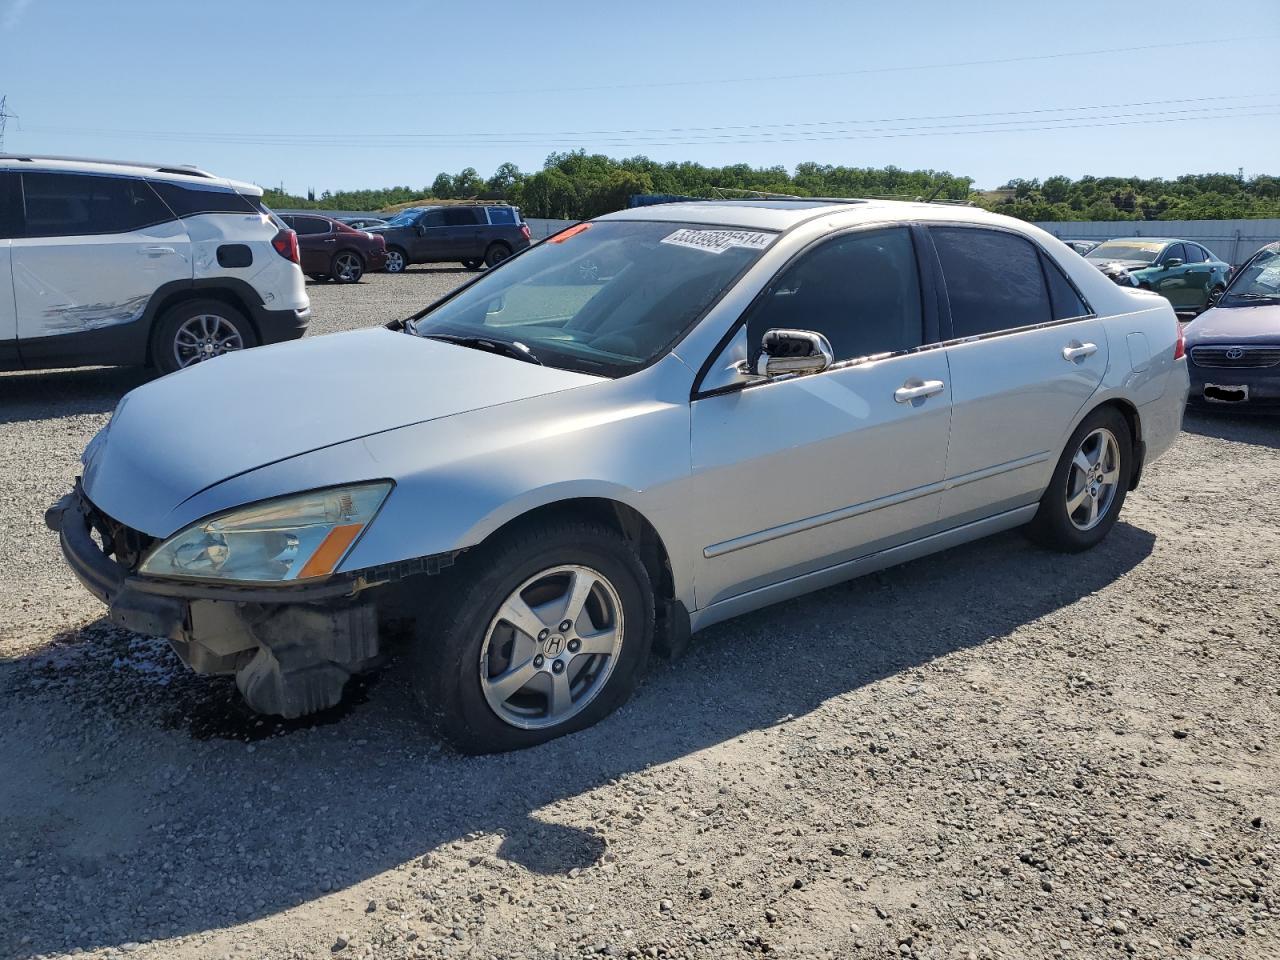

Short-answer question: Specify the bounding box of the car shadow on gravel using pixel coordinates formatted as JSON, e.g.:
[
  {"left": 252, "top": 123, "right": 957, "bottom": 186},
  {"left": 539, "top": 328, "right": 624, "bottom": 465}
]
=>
[
  {"left": 1181, "top": 409, "right": 1280, "bottom": 449},
  {"left": 0, "top": 366, "right": 150, "bottom": 425},
  {"left": 0, "top": 522, "right": 1155, "bottom": 958}
]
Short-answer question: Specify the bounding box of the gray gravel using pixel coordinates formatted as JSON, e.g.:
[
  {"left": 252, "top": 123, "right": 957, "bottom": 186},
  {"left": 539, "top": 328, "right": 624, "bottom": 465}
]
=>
[{"left": 1, "top": 274, "right": 1278, "bottom": 960}]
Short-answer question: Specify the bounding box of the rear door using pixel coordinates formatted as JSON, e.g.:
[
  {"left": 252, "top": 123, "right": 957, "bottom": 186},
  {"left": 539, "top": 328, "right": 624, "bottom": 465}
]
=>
[
  {"left": 291, "top": 215, "right": 335, "bottom": 274},
  {"left": 1180, "top": 243, "right": 1214, "bottom": 308},
  {"left": 928, "top": 225, "right": 1106, "bottom": 527},
  {"left": 0, "top": 172, "right": 18, "bottom": 366},
  {"left": 438, "top": 207, "right": 485, "bottom": 260},
  {"left": 12, "top": 170, "right": 191, "bottom": 349}
]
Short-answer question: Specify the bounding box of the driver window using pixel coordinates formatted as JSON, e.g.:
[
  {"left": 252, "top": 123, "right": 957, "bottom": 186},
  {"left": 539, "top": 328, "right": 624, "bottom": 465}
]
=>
[
  {"left": 419, "top": 209, "right": 447, "bottom": 228},
  {"left": 1162, "top": 243, "right": 1185, "bottom": 265},
  {"left": 746, "top": 228, "right": 924, "bottom": 363}
]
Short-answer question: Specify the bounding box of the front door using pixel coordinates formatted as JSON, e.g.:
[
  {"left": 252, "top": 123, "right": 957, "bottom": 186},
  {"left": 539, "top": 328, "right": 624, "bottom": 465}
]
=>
[
  {"left": 11, "top": 171, "right": 191, "bottom": 347},
  {"left": 1149, "top": 243, "right": 1199, "bottom": 310},
  {"left": 291, "top": 215, "right": 334, "bottom": 274},
  {"left": 0, "top": 172, "right": 18, "bottom": 366},
  {"left": 927, "top": 225, "right": 1108, "bottom": 526},
  {"left": 690, "top": 226, "right": 953, "bottom": 609}
]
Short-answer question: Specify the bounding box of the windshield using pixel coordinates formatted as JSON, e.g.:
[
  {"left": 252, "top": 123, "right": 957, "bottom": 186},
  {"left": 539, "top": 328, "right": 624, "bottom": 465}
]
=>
[
  {"left": 1221, "top": 246, "right": 1280, "bottom": 305},
  {"left": 408, "top": 220, "right": 775, "bottom": 377},
  {"left": 1086, "top": 240, "right": 1165, "bottom": 263},
  {"left": 384, "top": 208, "right": 423, "bottom": 226}
]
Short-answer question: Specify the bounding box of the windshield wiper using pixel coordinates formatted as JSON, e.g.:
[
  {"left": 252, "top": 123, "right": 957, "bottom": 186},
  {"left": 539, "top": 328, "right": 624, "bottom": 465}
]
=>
[
  {"left": 1227, "top": 292, "right": 1280, "bottom": 302},
  {"left": 424, "top": 333, "right": 543, "bottom": 365}
]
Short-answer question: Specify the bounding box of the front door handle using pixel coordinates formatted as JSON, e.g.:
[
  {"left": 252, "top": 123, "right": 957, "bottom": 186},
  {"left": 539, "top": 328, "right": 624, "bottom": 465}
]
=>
[
  {"left": 894, "top": 379, "right": 946, "bottom": 403},
  {"left": 139, "top": 245, "right": 175, "bottom": 257},
  {"left": 1063, "top": 342, "right": 1098, "bottom": 363},
  {"left": 323, "top": 238, "right": 337, "bottom": 244}
]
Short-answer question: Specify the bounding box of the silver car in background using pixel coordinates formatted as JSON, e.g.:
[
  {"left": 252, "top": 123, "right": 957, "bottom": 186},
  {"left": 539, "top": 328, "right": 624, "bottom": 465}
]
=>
[{"left": 47, "top": 199, "right": 1189, "bottom": 753}]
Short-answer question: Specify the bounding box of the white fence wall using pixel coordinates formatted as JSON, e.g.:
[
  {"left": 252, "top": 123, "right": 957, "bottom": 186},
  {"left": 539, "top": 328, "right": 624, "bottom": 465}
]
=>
[
  {"left": 1034, "top": 219, "right": 1280, "bottom": 267},
  {"left": 526, "top": 217, "right": 578, "bottom": 240}
]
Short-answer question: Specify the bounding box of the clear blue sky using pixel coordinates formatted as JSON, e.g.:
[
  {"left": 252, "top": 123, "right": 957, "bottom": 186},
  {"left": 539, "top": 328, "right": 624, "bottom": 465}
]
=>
[{"left": 2, "top": 0, "right": 1277, "bottom": 193}]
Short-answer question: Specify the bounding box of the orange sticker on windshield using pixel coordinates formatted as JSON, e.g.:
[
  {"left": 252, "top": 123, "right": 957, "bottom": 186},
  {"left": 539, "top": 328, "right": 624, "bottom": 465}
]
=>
[{"left": 549, "top": 223, "right": 591, "bottom": 243}]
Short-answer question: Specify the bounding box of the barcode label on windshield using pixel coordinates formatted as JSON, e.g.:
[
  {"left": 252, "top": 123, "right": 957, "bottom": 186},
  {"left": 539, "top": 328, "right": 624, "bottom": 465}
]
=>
[{"left": 660, "top": 228, "right": 774, "bottom": 255}]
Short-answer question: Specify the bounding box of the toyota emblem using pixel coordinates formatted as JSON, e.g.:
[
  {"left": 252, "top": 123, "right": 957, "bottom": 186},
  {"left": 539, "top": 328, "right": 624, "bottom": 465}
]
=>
[{"left": 1224, "top": 347, "right": 1245, "bottom": 360}]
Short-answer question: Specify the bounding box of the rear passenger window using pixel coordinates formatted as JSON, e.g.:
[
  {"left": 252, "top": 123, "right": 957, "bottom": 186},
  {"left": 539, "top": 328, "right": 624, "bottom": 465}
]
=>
[
  {"left": 932, "top": 228, "right": 1052, "bottom": 338},
  {"left": 443, "top": 207, "right": 483, "bottom": 226},
  {"left": 1041, "top": 254, "right": 1090, "bottom": 320},
  {"left": 0, "top": 172, "right": 20, "bottom": 239},
  {"left": 1183, "top": 244, "right": 1205, "bottom": 264},
  {"left": 292, "top": 217, "right": 330, "bottom": 235},
  {"left": 747, "top": 227, "right": 923, "bottom": 362},
  {"left": 21, "top": 172, "right": 172, "bottom": 237},
  {"left": 487, "top": 206, "right": 516, "bottom": 225}
]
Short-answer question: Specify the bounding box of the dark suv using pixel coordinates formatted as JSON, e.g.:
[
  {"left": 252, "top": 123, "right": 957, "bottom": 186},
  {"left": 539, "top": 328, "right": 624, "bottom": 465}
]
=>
[{"left": 369, "top": 204, "right": 531, "bottom": 273}]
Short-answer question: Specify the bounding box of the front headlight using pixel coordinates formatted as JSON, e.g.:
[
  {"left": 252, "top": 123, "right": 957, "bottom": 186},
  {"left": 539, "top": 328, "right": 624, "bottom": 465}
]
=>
[{"left": 140, "top": 482, "right": 392, "bottom": 582}]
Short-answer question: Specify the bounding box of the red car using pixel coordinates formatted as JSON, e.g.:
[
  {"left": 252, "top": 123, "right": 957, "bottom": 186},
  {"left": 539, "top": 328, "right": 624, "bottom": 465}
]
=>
[{"left": 280, "top": 213, "right": 387, "bottom": 283}]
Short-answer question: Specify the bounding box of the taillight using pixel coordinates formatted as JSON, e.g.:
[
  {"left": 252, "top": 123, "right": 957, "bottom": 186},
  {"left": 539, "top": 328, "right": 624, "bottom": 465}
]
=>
[
  {"left": 271, "top": 228, "right": 299, "bottom": 264},
  {"left": 520, "top": 223, "right": 531, "bottom": 241},
  {"left": 1173, "top": 322, "right": 1186, "bottom": 360}
]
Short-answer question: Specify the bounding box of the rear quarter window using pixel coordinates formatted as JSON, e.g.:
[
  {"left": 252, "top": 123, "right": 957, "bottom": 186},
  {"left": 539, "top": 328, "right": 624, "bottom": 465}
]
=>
[
  {"left": 151, "top": 181, "right": 263, "bottom": 218},
  {"left": 487, "top": 206, "right": 517, "bottom": 225}
]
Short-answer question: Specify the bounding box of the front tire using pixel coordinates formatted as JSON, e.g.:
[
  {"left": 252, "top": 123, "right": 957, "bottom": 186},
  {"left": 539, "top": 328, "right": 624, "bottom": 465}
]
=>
[
  {"left": 152, "top": 299, "right": 258, "bottom": 375},
  {"left": 384, "top": 247, "right": 408, "bottom": 273},
  {"left": 1026, "top": 406, "right": 1131, "bottom": 552},
  {"left": 412, "top": 520, "right": 654, "bottom": 754},
  {"left": 461, "top": 258, "right": 483, "bottom": 271}
]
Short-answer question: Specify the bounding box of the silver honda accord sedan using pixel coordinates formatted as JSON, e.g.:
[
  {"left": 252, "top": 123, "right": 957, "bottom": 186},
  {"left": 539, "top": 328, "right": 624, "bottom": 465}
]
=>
[{"left": 47, "top": 199, "right": 1189, "bottom": 752}]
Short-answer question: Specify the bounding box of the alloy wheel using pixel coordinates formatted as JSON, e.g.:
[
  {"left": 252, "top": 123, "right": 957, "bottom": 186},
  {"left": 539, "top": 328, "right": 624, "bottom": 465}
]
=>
[
  {"left": 478, "top": 564, "right": 624, "bottom": 730},
  {"left": 334, "top": 252, "right": 363, "bottom": 283},
  {"left": 1066, "top": 427, "right": 1121, "bottom": 531},
  {"left": 173, "top": 314, "right": 244, "bottom": 368},
  {"left": 385, "top": 250, "right": 405, "bottom": 273}
]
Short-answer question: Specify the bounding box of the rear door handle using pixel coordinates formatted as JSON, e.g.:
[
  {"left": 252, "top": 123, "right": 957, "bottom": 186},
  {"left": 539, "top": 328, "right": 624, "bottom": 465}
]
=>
[
  {"left": 894, "top": 379, "right": 946, "bottom": 403},
  {"left": 139, "top": 245, "right": 175, "bottom": 257},
  {"left": 1063, "top": 342, "right": 1098, "bottom": 362}
]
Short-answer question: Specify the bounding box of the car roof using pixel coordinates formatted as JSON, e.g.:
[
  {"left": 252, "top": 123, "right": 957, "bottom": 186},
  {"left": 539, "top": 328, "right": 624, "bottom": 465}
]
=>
[
  {"left": 0, "top": 153, "right": 263, "bottom": 197},
  {"left": 1094, "top": 237, "right": 1183, "bottom": 245},
  {"left": 598, "top": 198, "right": 1015, "bottom": 232}
]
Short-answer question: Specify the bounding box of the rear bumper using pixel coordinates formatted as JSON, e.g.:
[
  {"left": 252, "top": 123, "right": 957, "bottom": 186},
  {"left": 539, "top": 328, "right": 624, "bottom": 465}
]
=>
[{"left": 249, "top": 303, "right": 311, "bottom": 346}]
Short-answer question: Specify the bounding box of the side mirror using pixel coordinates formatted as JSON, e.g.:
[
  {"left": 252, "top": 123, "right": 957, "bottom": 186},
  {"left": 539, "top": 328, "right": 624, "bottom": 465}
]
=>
[
  {"left": 753, "top": 328, "right": 834, "bottom": 379},
  {"left": 1163, "top": 258, "right": 1183, "bottom": 269}
]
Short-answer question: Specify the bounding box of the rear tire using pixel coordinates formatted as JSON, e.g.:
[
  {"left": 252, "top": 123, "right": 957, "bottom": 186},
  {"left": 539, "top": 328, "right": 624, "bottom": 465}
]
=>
[
  {"left": 412, "top": 520, "right": 654, "bottom": 754},
  {"left": 483, "top": 243, "right": 512, "bottom": 268},
  {"left": 384, "top": 247, "right": 408, "bottom": 273},
  {"left": 1026, "top": 406, "right": 1132, "bottom": 553},
  {"left": 331, "top": 250, "right": 364, "bottom": 283},
  {"left": 1203, "top": 285, "right": 1225, "bottom": 312},
  {"left": 152, "top": 299, "right": 258, "bottom": 375},
  {"left": 307, "top": 274, "right": 329, "bottom": 283}
]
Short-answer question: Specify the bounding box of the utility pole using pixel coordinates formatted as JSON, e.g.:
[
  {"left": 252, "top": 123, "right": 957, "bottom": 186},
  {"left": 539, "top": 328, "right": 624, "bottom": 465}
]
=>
[{"left": 0, "top": 96, "right": 17, "bottom": 152}]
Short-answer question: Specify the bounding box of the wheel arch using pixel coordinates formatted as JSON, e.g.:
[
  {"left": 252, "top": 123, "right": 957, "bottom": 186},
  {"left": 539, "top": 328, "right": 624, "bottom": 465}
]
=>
[
  {"left": 142, "top": 283, "right": 260, "bottom": 366},
  {"left": 478, "top": 496, "right": 677, "bottom": 607},
  {"left": 1085, "top": 396, "right": 1145, "bottom": 489}
]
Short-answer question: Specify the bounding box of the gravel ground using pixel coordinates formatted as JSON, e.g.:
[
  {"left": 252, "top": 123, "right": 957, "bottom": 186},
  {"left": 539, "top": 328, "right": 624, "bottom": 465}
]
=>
[{"left": 1, "top": 273, "right": 1277, "bottom": 960}]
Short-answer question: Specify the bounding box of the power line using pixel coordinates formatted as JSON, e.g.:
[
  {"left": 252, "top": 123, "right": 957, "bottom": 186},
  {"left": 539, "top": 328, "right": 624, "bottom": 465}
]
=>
[
  {"left": 20, "top": 104, "right": 1280, "bottom": 151},
  {"left": 0, "top": 96, "right": 18, "bottom": 152},
  {"left": 21, "top": 93, "right": 1274, "bottom": 144}
]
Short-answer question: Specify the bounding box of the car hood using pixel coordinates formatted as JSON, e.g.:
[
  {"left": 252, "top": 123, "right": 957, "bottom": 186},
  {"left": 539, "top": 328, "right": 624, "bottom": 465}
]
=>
[
  {"left": 1087, "top": 258, "right": 1151, "bottom": 272},
  {"left": 82, "top": 329, "right": 603, "bottom": 535},
  {"left": 1184, "top": 303, "right": 1280, "bottom": 344}
]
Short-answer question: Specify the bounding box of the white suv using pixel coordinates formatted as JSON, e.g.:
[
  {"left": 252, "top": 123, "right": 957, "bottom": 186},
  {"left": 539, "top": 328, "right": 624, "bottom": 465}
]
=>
[{"left": 0, "top": 155, "right": 310, "bottom": 374}]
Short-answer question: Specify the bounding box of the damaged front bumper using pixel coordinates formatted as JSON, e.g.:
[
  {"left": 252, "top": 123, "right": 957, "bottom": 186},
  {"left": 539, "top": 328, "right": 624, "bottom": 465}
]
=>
[{"left": 45, "top": 486, "right": 450, "bottom": 717}]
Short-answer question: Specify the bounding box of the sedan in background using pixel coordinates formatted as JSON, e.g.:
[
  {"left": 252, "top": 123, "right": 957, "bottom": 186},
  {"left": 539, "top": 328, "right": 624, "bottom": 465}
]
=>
[
  {"left": 280, "top": 214, "right": 387, "bottom": 283},
  {"left": 1063, "top": 239, "right": 1101, "bottom": 256},
  {"left": 1183, "top": 241, "right": 1280, "bottom": 410},
  {"left": 338, "top": 216, "right": 388, "bottom": 230},
  {"left": 1085, "top": 238, "right": 1231, "bottom": 315}
]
